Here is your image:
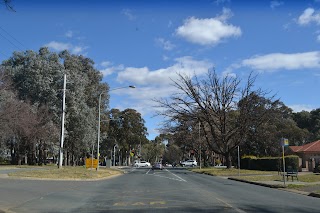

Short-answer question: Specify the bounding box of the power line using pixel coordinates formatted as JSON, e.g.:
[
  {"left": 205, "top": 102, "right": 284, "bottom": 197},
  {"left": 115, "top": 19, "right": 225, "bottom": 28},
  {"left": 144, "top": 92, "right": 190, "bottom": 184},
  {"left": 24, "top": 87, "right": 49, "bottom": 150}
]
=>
[
  {"left": 0, "top": 26, "right": 25, "bottom": 51},
  {"left": 0, "top": 50, "right": 10, "bottom": 58},
  {"left": 0, "top": 26, "right": 25, "bottom": 48}
]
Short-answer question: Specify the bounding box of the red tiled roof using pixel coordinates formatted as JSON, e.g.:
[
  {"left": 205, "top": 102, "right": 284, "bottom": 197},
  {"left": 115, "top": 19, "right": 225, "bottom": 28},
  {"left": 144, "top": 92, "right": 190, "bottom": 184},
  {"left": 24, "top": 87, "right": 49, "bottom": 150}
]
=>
[
  {"left": 290, "top": 146, "right": 301, "bottom": 152},
  {"left": 289, "top": 140, "right": 320, "bottom": 153}
]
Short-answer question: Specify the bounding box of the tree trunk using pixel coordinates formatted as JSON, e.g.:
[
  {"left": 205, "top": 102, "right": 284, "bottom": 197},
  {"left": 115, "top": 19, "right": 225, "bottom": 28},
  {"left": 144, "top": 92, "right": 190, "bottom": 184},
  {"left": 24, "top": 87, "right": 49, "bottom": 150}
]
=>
[
  {"left": 24, "top": 152, "right": 28, "bottom": 165},
  {"left": 64, "top": 150, "right": 67, "bottom": 166},
  {"left": 225, "top": 152, "right": 232, "bottom": 169}
]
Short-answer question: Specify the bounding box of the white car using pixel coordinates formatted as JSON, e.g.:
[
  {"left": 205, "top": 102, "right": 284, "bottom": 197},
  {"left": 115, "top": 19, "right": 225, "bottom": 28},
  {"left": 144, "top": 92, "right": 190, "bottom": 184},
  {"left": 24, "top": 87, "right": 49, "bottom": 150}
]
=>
[
  {"left": 181, "top": 160, "right": 197, "bottom": 167},
  {"left": 134, "top": 161, "right": 151, "bottom": 167}
]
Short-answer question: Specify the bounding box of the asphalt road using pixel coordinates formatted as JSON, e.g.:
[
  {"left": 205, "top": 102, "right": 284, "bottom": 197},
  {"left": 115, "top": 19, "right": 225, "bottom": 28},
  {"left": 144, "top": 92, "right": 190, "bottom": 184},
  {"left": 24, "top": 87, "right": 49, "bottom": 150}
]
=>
[{"left": 1, "top": 167, "right": 320, "bottom": 213}]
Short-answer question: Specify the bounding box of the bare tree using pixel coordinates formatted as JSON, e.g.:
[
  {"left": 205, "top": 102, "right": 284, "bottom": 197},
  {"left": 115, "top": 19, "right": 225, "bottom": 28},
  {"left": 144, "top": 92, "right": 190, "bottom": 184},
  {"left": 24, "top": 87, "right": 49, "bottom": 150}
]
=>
[{"left": 156, "top": 70, "right": 276, "bottom": 168}]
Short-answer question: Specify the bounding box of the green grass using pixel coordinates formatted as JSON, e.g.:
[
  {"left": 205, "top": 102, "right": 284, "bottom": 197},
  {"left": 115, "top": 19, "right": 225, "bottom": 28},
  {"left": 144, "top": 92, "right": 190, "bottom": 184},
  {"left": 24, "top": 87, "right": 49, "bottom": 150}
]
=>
[{"left": 7, "top": 166, "right": 122, "bottom": 180}]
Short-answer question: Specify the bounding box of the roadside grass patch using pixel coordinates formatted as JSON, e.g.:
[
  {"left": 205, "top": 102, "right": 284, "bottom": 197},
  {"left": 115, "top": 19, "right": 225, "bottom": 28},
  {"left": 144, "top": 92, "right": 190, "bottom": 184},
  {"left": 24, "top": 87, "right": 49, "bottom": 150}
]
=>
[
  {"left": 8, "top": 166, "right": 122, "bottom": 180},
  {"left": 192, "top": 168, "right": 320, "bottom": 183},
  {"left": 238, "top": 173, "right": 320, "bottom": 183},
  {"left": 191, "top": 168, "right": 278, "bottom": 176}
]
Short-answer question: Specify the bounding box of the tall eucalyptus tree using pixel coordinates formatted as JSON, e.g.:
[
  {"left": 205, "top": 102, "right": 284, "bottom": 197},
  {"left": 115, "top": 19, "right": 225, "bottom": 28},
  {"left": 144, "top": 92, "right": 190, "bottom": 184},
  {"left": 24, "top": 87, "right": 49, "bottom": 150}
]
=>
[{"left": 1, "top": 48, "right": 108, "bottom": 165}]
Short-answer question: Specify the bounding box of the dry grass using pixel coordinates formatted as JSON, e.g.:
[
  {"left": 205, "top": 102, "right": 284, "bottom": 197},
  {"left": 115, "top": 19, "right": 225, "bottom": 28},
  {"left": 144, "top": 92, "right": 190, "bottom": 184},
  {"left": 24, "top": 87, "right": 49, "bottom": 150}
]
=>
[
  {"left": 8, "top": 166, "right": 122, "bottom": 180},
  {"left": 192, "top": 167, "right": 320, "bottom": 195},
  {"left": 191, "top": 168, "right": 278, "bottom": 176},
  {"left": 192, "top": 168, "right": 320, "bottom": 182},
  {"left": 238, "top": 173, "right": 320, "bottom": 183}
]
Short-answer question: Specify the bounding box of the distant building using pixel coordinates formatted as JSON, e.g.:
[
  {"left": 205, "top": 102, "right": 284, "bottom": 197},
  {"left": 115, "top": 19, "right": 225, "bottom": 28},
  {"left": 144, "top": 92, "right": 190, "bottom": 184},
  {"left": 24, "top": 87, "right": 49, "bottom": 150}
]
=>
[{"left": 289, "top": 140, "right": 320, "bottom": 172}]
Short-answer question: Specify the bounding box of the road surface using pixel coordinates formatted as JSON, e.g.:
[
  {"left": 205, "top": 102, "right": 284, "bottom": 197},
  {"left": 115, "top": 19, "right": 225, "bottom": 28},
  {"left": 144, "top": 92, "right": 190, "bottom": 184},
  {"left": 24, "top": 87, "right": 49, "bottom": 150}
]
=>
[{"left": 0, "top": 167, "right": 319, "bottom": 212}]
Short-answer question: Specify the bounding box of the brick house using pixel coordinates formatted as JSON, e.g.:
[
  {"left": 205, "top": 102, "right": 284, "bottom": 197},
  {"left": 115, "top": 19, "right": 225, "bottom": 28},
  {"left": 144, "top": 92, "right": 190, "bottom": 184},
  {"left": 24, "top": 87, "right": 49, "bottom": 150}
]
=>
[{"left": 289, "top": 140, "right": 320, "bottom": 172}]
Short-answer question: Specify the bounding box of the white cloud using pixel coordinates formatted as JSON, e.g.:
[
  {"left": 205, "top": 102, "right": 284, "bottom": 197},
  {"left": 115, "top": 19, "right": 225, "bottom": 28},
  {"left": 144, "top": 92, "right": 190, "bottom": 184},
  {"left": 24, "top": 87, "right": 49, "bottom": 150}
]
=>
[
  {"left": 176, "top": 8, "right": 241, "bottom": 46},
  {"left": 162, "top": 55, "right": 170, "bottom": 61},
  {"left": 242, "top": 52, "right": 320, "bottom": 71},
  {"left": 44, "top": 41, "right": 87, "bottom": 55},
  {"left": 298, "top": 8, "right": 320, "bottom": 25},
  {"left": 270, "top": 1, "right": 284, "bottom": 9},
  {"left": 122, "top": 9, "right": 136, "bottom": 20},
  {"left": 116, "top": 56, "right": 213, "bottom": 85},
  {"left": 101, "top": 61, "right": 112, "bottom": 67},
  {"left": 214, "top": 0, "right": 231, "bottom": 5},
  {"left": 217, "top": 7, "right": 233, "bottom": 22},
  {"left": 289, "top": 104, "right": 315, "bottom": 112},
  {"left": 155, "top": 38, "right": 175, "bottom": 50},
  {"left": 65, "top": 30, "right": 73, "bottom": 38},
  {"left": 72, "top": 46, "right": 86, "bottom": 54},
  {"left": 45, "top": 41, "right": 71, "bottom": 51},
  {"left": 100, "top": 64, "right": 124, "bottom": 77}
]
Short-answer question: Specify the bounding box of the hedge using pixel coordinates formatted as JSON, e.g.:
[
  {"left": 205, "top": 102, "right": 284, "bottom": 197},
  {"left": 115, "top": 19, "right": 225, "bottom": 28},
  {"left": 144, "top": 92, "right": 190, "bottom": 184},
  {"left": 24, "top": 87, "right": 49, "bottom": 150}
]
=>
[{"left": 241, "top": 155, "right": 299, "bottom": 171}]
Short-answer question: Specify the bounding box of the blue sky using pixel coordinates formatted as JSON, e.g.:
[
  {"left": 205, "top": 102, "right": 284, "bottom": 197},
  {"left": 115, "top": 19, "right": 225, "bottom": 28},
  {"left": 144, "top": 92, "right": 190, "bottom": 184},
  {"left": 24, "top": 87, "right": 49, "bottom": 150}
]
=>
[{"left": 1, "top": 0, "right": 320, "bottom": 140}]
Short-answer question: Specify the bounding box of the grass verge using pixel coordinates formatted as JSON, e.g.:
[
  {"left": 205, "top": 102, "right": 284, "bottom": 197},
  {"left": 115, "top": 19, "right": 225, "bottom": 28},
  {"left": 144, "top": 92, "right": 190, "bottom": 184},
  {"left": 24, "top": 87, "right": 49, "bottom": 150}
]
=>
[
  {"left": 192, "top": 167, "right": 320, "bottom": 195},
  {"left": 7, "top": 166, "right": 122, "bottom": 180},
  {"left": 191, "top": 168, "right": 278, "bottom": 176}
]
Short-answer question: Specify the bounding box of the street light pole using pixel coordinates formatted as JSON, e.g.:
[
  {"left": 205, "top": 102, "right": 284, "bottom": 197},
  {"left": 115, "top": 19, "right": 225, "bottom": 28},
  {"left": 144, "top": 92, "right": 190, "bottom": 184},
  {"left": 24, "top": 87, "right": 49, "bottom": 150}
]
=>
[
  {"left": 97, "top": 85, "right": 135, "bottom": 171},
  {"left": 199, "top": 121, "right": 201, "bottom": 169},
  {"left": 58, "top": 74, "right": 66, "bottom": 169},
  {"left": 113, "top": 144, "right": 116, "bottom": 166}
]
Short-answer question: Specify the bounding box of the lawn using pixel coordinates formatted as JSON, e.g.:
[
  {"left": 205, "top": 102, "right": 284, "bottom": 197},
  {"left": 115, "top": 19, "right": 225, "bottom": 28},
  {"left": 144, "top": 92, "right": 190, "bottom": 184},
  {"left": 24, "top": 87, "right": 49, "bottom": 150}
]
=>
[{"left": 7, "top": 165, "right": 122, "bottom": 180}]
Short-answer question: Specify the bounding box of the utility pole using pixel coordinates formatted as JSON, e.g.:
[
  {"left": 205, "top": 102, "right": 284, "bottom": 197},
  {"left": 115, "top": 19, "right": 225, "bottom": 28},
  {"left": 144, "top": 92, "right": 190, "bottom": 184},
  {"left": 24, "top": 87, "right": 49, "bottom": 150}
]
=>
[{"left": 58, "top": 74, "right": 66, "bottom": 169}]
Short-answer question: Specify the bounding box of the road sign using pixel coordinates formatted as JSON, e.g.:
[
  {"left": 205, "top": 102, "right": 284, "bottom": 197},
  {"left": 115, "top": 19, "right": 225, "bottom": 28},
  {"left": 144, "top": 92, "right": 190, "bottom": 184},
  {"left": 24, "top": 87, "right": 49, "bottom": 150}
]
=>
[
  {"left": 86, "top": 158, "right": 98, "bottom": 169},
  {"left": 281, "top": 138, "right": 289, "bottom": 146}
]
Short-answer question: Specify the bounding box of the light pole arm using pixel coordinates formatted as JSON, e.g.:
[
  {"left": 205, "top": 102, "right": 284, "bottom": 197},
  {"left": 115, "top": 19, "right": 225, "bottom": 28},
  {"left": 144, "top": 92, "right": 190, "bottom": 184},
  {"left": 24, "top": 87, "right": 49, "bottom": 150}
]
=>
[{"left": 96, "top": 85, "right": 135, "bottom": 171}]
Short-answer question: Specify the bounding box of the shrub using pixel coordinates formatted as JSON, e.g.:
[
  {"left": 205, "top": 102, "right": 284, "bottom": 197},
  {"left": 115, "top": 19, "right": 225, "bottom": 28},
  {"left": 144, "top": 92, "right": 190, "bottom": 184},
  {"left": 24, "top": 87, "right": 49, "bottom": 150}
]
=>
[{"left": 241, "top": 155, "right": 299, "bottom": 171}]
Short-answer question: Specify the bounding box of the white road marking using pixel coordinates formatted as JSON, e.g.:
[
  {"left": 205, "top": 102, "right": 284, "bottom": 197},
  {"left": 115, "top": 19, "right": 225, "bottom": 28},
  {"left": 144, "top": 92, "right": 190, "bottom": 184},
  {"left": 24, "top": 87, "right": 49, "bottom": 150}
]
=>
[
  {"left": 165, "top": 169, "right": 187, "bottom": 182},
  {"left": 146, "top": 168, "right": 151, "bottom": 174},
  {"left": 216, "top": 197, "right": 247, "bottom": 213},
  {"left": 149, "top": 173, "right": 186, "bottom": 182},
  {"left": 146, "top": 169, "right": 187, "bottom": 182}
]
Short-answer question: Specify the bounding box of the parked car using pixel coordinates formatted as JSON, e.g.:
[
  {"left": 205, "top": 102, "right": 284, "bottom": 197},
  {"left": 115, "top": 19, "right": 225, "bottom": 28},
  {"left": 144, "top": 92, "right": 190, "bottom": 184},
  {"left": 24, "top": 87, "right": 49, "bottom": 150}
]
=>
[
  {"left": 165, "top": 163, "right": 172, "bottom": 167},
  {"left": 134, "top": 161, "right": 151, "bottom": 167},
  {"left": 152, "top": 162, "right": 163, "bottom": 170},
  {"left": 180, "top": 160, "right": 197, "bottom": 167}
]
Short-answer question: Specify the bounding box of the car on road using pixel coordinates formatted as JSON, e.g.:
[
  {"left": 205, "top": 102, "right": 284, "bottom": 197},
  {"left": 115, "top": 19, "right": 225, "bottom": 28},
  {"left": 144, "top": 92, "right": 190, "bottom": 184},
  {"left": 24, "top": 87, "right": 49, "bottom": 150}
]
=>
[
  {"left": 180, "top": 160, "right": 197, "bottom": 167},
  {"left": 152, "top": 162, "right": 163, "bottom": 170},
  {"left": 133, "top": 161, "right": 151, "bottom": 167}
]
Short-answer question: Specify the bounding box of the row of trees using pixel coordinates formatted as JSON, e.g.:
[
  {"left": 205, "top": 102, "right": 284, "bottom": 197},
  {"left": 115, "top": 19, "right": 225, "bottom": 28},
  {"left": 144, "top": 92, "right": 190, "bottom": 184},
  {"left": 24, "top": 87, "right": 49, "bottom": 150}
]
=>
[
  {"left": 155, "top": 70, "right": 320, "bottom": 168},
  {"left": 0, "top": 48, "right": 150, "bottom": 165},
  {"left": 1, "top": 47, "right": 318, "bottom": 168}
]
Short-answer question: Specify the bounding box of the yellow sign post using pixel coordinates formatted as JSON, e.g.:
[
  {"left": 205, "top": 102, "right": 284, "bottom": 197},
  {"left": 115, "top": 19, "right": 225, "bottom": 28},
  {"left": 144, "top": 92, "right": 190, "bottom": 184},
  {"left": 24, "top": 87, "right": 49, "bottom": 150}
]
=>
[
  {"left": 281, "top": 138, "right": 289, "bottom": 186},
  {"left": 86, "top": 158, "right": 99, "bottom": 169}
]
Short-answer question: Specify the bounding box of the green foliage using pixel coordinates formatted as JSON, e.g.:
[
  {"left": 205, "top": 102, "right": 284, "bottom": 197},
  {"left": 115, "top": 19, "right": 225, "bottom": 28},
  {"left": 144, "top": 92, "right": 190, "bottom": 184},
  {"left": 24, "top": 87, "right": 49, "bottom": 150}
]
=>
[
  {"left": 293, "top": 109, "right": 320, "bottom": 142},
  {"left": 141, "top": 141, "right": 165, "bottom": 163},
  {"left": 0, "top": 157, "right": 10, "bottom": 165},
  {"left": 101, "top": 108, "right": 148, "bottom": 164},
  {"left": 241, "top": 155, "right": 299, "bottom": 171},
  {"left": 241, "top": 155, "right": 257, "bottom": 159},
  {"left": 0, "top": 48, "right": 108, "bottom": 166}
]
